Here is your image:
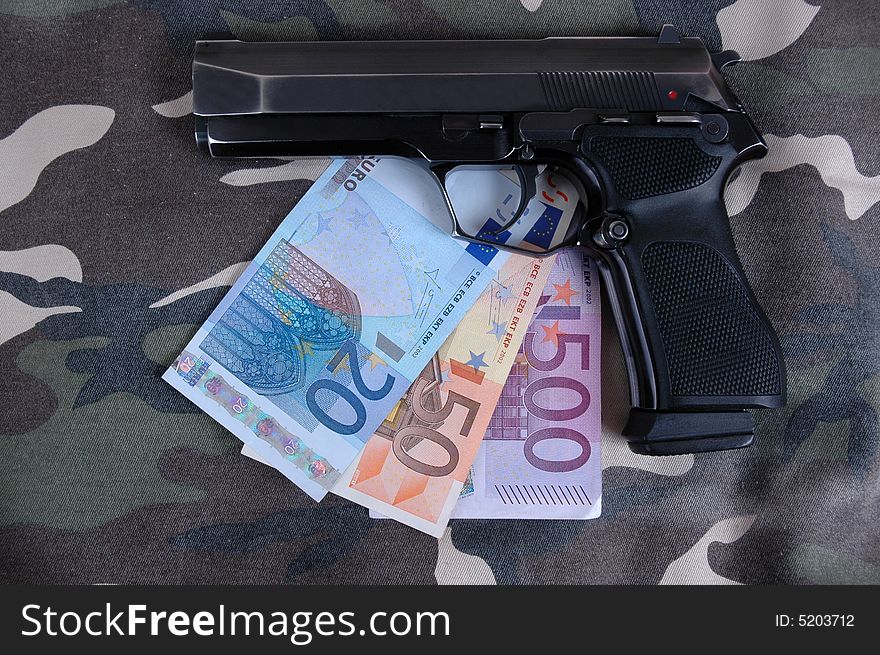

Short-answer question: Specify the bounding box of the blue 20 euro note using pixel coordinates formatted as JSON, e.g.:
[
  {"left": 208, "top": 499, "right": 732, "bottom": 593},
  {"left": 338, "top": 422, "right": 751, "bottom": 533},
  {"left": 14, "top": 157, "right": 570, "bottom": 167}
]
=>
[{"left": 164, "top": 158, "right": 506, "bottom": 500}]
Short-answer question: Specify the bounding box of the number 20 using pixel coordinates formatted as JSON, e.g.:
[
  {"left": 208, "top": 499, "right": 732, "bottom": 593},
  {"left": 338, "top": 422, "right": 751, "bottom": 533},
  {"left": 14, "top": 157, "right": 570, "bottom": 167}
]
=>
[{"left": 306, "top": 341, "right": 395, "bottom": 435}]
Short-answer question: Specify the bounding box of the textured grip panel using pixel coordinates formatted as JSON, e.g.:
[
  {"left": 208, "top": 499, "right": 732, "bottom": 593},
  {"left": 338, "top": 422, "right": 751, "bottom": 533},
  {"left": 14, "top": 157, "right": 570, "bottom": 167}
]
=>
[
  {"left": 590, "top": 136, "right": 721, "bottom": 199},
  {"left": 538, "top": 71, "right": 659, "bottom": 111},
  {"left": 641, "top": 241, "right": 781, "bottom": 397}
]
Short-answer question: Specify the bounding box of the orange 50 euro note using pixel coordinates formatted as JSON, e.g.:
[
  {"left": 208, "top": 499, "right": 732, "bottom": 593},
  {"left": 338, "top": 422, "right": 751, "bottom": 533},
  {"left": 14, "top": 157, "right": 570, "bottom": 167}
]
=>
[{"left": 332, "top": 252, "right": 555, "bottom": 536}]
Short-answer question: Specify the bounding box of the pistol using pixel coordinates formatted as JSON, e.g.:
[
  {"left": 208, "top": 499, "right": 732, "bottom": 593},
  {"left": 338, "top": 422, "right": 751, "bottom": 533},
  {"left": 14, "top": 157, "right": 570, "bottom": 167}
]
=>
[{"left": 191, "top": 24, "right": 786, "bottom": 456}]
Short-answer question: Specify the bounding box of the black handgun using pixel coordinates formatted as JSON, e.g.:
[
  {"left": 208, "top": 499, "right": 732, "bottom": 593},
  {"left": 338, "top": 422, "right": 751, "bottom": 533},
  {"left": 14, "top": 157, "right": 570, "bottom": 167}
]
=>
[{"left": 191, "top": 25, "right": 786, "bottom": 455}]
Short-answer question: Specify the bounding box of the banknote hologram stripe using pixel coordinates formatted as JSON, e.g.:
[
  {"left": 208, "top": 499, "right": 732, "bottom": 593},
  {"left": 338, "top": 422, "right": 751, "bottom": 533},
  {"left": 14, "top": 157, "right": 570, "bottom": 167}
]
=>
[{"left": 173, "top": 352, "right": 341, "bottom": 487}]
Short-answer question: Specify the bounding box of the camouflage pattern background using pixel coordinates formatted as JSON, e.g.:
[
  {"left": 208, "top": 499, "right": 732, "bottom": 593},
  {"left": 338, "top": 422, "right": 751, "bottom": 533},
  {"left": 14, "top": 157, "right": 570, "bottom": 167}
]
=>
[{"left": 1, "top": 0, "right": 878, "bottom": 585}]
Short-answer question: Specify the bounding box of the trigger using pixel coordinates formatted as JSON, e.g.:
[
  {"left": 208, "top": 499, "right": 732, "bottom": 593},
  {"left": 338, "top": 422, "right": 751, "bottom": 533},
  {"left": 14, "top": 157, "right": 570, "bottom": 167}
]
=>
[{"left": 491, "top": 164, "right": 539, "bottom": 234}]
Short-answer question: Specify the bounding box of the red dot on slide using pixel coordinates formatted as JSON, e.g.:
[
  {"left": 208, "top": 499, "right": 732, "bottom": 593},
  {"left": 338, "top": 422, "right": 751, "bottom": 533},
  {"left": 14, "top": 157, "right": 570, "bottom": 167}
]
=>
[{"left": 667, "top": 90, "right": 679, "bottom": 100}]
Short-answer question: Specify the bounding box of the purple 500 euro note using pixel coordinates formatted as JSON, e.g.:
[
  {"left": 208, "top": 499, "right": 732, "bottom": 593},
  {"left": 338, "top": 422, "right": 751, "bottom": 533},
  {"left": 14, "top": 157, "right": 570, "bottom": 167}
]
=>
[{"left": 452, "top": 249, "right": 601, "bottom": 519}]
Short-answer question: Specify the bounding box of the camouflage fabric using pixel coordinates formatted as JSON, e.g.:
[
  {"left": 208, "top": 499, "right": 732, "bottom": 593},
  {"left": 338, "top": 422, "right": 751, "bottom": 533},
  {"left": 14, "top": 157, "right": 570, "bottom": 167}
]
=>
[{"left": 1, "top": 0, "right": 878, "bottom": 585}]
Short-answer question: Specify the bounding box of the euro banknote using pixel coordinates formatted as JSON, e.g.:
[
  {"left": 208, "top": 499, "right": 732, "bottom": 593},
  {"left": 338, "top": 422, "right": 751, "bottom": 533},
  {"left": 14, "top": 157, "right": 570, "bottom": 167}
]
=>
[
  {"left": 164, "top": 157, "right": 508, "bottom": 500},
  {"left": 333, "top": 252, "right": 555, "bottom": 536},
  {"left": 452, "top": 249, "right": 601, "bottom": 519},
  {"left": 237, "top": 164, "right": 584, "bottom": 491}
]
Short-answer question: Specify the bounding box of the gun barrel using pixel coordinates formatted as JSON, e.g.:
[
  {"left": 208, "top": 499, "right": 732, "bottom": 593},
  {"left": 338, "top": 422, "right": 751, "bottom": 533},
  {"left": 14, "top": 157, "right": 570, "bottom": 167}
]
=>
[{"left": 193, "top": 36, "right": 737, "bottom": 116}]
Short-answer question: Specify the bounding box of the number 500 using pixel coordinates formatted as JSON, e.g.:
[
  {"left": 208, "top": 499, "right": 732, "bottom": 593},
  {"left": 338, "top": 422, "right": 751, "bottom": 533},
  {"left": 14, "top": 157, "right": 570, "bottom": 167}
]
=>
[{"left": 521, "top": 332, "right": 592, "bottom": 473}]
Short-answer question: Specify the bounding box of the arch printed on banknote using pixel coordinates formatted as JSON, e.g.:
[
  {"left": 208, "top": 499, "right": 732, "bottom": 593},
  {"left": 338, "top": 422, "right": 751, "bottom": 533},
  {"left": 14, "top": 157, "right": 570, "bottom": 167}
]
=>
[{"left": 201, "top": 239, "right": 362, "bottom": 397}]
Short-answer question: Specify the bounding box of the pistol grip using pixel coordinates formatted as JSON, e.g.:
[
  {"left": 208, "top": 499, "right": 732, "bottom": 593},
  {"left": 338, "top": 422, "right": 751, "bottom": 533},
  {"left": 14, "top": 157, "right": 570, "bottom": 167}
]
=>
[{"left": 580, "top": 122, "right": 786, "bottom": 455}]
